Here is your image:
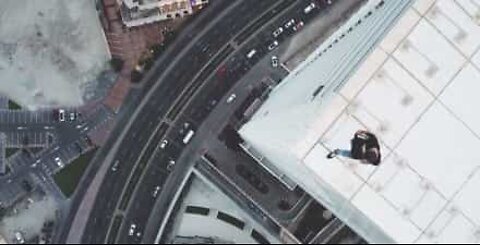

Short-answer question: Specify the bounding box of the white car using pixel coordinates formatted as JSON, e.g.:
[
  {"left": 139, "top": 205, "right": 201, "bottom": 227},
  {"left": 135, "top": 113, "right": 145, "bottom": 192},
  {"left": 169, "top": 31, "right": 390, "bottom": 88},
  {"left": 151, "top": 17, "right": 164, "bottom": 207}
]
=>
[
  {"left": 268, "top": 40, "right": 279, "bottom": 51},
  {"left": 167, "top": 159, "right": 176, "bottom": 171},
  {"left": 272, "top": 27, "right": 283, "bottom": 38},
  {"left": 153, "top": 186, "right": 161, "bottom": 198},
  {"left": 111, "top": 160, "right": 120, "bottom": 172},
  {"left": 284, "top": 19, "right": 295, "bottom": 29},
  {"left": 32, "top": 159, "right": 41, "bottom": 168},
  {"left": 304, "top": 3, "right": 316, "bottom": 14},
  {"left": 271, "top": 56, "right": 279, "bottom": 68},
  {"left": 69, "top": 112, "right": 76, "bottom": 121},
  {"left": 160, "top": 139, "right": 168, "bottom": 149},
  {"left": 54, "top": 157, "right": 64, "bottom": 168},
  {"left": 129, "top": 224, "right": 136, "bottom": 236},
  {"left": 58, "top": 109, "right": 65, "bottom": 122},
  {"left": 226, "top": 94, "right": 237, "bottom": 104},
  {"left": 246, "top": 49, "right": 257, "bottom": 59}
]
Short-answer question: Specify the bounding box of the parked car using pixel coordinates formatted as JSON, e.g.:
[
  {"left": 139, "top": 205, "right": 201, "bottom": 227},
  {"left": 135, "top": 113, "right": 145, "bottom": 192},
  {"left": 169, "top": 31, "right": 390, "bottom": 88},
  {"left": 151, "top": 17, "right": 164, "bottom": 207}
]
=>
[
  {"left": 54, "top": 157, "right": 64, "bottom": 168},
  {"left": 284, "top": 19, "right": 296, "bottom": 29},
  {"left": 304, "top": 2, "right": 316, "bottom": 14},
  {"left": 128, "top": 224, "right": 136, "bottom": 236},
  {"left": 272, "top": 27, "right": 284, "bottom": 38},
  {"left": 268, "top": 40, "right": 279, "bottom": 51},
  {"left": 160, "top": 139, "right": 168, "bottom": 149},
  {"left": 293, "top": 21, "right": 305, "bottom": 32},
  {"left": 271, "top": 56, "right": 279, "bottom": 68},
  {"left": 58, "top": 109, "right": 65, "bottom": 122}
]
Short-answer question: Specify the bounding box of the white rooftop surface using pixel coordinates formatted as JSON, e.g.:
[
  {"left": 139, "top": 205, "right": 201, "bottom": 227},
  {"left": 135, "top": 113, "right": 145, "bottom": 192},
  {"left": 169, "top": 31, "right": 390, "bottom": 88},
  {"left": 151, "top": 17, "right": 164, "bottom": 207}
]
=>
[{"left": 241, "top": 0, "right": 480, "bottom": 243}]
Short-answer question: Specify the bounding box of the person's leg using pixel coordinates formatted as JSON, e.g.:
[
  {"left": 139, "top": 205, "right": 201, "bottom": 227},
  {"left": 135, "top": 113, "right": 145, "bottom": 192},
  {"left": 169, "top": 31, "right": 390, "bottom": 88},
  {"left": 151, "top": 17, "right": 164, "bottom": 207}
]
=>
[
  {"left": 326, "top": 149, "right": 339, "bottom": 159},
  {"left": 335, "top": 149, "right": 352, "bottom": 158},
  {"left": 327, "top": 149, "right": 352, "bottom": 159}
]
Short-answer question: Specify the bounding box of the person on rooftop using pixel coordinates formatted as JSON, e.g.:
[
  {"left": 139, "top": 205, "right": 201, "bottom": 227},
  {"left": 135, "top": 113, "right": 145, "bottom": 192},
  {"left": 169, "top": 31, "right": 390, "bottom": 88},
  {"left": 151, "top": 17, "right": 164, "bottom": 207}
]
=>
[{"left": 327, "top": 130, "right": 381, "bottom": 166}]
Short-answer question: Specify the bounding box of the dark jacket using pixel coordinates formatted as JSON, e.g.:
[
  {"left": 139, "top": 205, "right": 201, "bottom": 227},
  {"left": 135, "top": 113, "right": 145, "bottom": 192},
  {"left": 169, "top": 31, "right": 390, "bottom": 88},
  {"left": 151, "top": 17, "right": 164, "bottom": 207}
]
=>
[{"left": 351, "top": 131, "right": 381, "bottom": 165}]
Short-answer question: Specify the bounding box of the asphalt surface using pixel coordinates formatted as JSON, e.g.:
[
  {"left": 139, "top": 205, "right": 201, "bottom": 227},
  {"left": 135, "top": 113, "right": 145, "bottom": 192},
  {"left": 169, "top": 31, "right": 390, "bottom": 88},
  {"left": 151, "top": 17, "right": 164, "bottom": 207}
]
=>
[
  {"left": 0, "top": 102, "right": 114, "bottom": 243},
  {"left": 62, "top": 0, "right": 354, "bottom": 244},
  {"left": 139, "top": 0, "right": 348, "bottom": 243},
  {"left": 68, "top": 0, "right": 301, "bottom": 243},
  {"left": 76, "top": 0, "right": 305, "bottom": 243}
]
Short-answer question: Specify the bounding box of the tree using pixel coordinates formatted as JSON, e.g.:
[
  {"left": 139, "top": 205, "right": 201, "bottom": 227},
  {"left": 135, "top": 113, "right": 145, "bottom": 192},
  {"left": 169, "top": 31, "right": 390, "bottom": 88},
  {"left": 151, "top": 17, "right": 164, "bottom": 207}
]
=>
[
  {"left": 110, "top": 57, "right": 125, "bottom": 73},
  {"left": 131, "top": 70, "right": 143, "bottom": 83}
]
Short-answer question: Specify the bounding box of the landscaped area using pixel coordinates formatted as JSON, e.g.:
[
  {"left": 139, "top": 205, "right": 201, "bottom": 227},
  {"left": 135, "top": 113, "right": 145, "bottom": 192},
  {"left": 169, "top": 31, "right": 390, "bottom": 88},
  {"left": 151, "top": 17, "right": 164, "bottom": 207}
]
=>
[
  {"left": 7, "top": 100, "right": 21, "bottom": 110},
  {"left": 53, "top": 148, "right": 97, "bottom": 198},
  {"left": 5, "top": 148, "right": 19, "bottom": 158}
]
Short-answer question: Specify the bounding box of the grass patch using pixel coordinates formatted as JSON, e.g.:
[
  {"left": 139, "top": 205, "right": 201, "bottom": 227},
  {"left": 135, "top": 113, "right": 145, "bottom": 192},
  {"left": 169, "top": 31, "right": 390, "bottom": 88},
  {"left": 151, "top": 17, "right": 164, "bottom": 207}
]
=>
[
  {"left": 8, "top": 100, "right": 22, "bottom": 110},
  {"left": 54, "top": 148, "right": 97, "bottom": 198},
  {"left": 5, "top": 148, "right": 19, "bottom": 158}
]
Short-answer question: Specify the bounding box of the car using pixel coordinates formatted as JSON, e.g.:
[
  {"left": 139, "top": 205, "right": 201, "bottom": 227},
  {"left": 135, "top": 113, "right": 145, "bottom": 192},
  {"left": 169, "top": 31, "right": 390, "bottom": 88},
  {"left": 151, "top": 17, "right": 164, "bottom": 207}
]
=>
[
  {"left": 293, "top": 21, "right": 305, "bottom": 32},
  {"left": 167, "top": 159, "right": 176, "bottom": 171},
  {"left": 58, "top": 109, "right": 65, "bottom": 122},
  {"left": 268, "top": 40, "right": 279, "bottom": 51},
  {"left": 206, "top": 99, "right": 218, "bottom": 111},
  {"left": 111, "top": 160, "right": 120, "bottom": 172},
  {"left": 304, "top": 2, "right": 316, "bottom": 14},
  {"left": 54, "top": 157, "right": 64, "bottom": 168},
  {"left": 160, "top": 139, "right": 168, "bottom": 149},
  {"left": 271, "top": 56, "right": 279, "bottom": 68},
  {"left": 226, "top": 93, "right": 236, "bottom": 103},
  {"left": 69, "top": 112, "right": 76, "bottom": 121},
  {"left": 128, "top": 224, "right": 136, "bottom": 236},
  {"left": 284, "top": 19, "right": 296, "bottom": 29},
  {"left": 32, "top": 159, "right": 41, "bottom": 168},
  {"left": 246, "top": 49, "right": 257, "bottom": 59},
  {"left": 152, "top": 186, "right": 161, "bottom": 198},
  {"left": 272, "top": 27, "right": 284, "bottom": 37},
  {"left": 182, "top": 130, "right": 195, "bottom": 145}
]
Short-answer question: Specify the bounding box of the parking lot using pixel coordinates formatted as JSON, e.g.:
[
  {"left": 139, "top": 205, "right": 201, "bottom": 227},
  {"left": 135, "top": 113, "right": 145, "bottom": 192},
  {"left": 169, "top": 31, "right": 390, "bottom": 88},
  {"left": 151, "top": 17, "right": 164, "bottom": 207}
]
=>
[
  {"left": 5, "top": 131, "right": 54, "bottom": 148},
  {"left": 0, "top": 109, "right": 56, "bottom": 125},
  {"left": 41, "top": 137, "right": 94, "bottom": 176}
]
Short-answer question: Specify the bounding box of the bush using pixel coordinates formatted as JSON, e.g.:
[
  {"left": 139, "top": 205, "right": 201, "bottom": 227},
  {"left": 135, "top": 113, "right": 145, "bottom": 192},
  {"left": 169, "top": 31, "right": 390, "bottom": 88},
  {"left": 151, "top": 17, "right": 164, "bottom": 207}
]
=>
[
  {"left": 131, "top": 70, "right": 143, "bottom": 83},
  {"left": 110, "top": 57, "right": 125, "bottom": 72}
]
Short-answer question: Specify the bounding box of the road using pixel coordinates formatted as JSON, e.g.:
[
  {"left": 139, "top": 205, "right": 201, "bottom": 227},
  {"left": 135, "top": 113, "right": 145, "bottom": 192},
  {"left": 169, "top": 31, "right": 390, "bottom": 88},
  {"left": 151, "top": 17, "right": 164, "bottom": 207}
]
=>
[
  {"left": 63, "top": 0, "right": 349, "bottom": 243},
  {"left": 65, "top": 0, "right": 302, "bottom": 243},
  {"left": 138, "top": 0, "right": 350, "bottom": 243}
]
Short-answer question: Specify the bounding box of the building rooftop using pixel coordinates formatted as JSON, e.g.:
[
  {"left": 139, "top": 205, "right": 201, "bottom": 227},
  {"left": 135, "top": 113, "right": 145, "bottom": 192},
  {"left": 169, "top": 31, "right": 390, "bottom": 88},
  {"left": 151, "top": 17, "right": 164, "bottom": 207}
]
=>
[{"left": 241, "top": 0, "right": 480, "bottom": 243}]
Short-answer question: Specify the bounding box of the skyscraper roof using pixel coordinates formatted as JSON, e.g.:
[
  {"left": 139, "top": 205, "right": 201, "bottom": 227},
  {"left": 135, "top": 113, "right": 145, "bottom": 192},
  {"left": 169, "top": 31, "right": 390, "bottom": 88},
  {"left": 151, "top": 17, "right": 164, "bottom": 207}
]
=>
[{"left": 241, "top": 0, "right": 480, "bottom": 243}]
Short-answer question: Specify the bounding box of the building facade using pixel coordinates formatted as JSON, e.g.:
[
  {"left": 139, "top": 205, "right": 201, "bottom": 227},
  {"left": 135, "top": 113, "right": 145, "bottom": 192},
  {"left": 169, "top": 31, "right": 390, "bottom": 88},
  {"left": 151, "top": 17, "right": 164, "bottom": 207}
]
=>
[{"left": 119, "top": 0, "right": 209, "bottom": 27}]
